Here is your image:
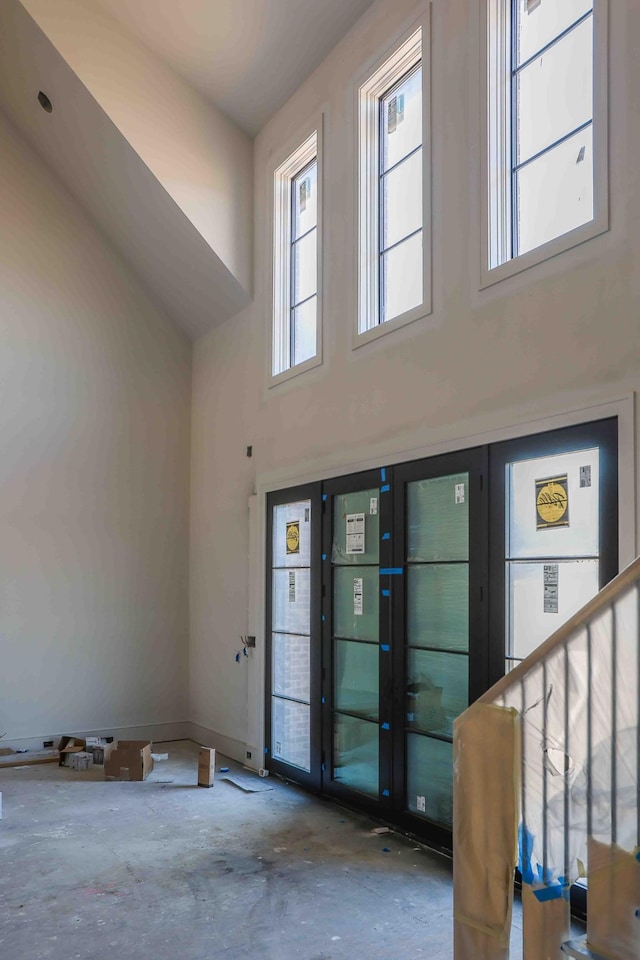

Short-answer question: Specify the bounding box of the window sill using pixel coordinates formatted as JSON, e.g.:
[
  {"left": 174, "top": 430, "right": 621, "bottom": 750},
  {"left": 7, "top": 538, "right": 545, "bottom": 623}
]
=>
[
  {"left": 269, "top": 352, "right": 323, "bottom": 389},
  {"left": 354, "top": 300, "right": 430, "bottom": 350},
  {"left": 480, "top": 216, "right": 609, "bottom": 291}
]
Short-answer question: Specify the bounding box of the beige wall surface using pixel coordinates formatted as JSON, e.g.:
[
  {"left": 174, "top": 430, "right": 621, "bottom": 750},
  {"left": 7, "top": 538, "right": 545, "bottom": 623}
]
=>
[
  {"left": 0, "top": 112, "right": 191, "bottom": 742},
  {"left": 190, "top": 0, "right": 640, "bottom": 759}
]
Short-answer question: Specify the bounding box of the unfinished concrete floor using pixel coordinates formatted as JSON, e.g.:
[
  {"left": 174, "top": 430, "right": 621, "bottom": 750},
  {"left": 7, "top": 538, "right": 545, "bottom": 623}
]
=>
[{"left": 0, "top": 739, "right": 529, "bottom": 959}]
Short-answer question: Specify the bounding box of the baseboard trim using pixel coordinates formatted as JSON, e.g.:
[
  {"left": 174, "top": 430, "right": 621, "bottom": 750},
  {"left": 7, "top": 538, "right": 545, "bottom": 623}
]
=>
[
  {"left": 187, "top": 722, "right": 252, "bottom": 766},
  {"left": 2, "top": 721, "right": 190, "bottom": 753}
]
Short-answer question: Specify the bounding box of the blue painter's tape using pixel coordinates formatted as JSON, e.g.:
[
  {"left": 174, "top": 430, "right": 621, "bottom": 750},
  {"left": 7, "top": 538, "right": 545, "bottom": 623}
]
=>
[
  {"left": 532, "top": 884, "right": 569, "bottom": 903},
  {"left": 380, "top": 567, "right": 403, "bottom": 575},
  {"left": 322, "top": 553, "right": 327, "bottom": 561},
  {"left": 322, "top": 494, "right": 328, "bottom": 501},
  {"left": 380, "top": 484, "right": 390, "bottom": 493},
  {"left": 381, "top": 644, "right": 390, "bottom": 652},
  {"left": 382, "top": 789, "right": 390, "bottom": 797},
  {"left": 321, "top": 696, "right": 326, "bottom": 704},
  {"left": 636, "top": 851, "right": 640, "bottom": 863},
  {"left": 407, "top": 712, "right": 415, "bottom": 722},
  {"left": 381, "top": 468, "right": 387, "bottom": 482},
  {"left": 264, "top": 747, "right": 269, "bottom": 754},
  {"left": 518, "top": 824, "right": 535, "bottom": 885},
  {"left": 381, "top": 589, "right": 390, "bottom": 597},
  {"left": 381, "top": 722, "right": 390, "bottom": 730},
  {"left": 381, "top": 532, "right": 391, "bottom": 540},
  {"left": 322, "top": 763, "right": 326, "bottom": 771}
]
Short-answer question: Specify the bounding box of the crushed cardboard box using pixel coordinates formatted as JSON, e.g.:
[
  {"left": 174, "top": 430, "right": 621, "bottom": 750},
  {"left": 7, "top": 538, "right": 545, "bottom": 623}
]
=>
[{"left": 58, "top": 736, "right": 87, "bottom": 766}]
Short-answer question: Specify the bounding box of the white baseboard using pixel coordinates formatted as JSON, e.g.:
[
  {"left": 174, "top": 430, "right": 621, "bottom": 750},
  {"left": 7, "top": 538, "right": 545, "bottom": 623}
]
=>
[
  {"left": 2, "top": 721, "right": 190, "bottom": 753},
  {"left": 187, "top": 722, "right": 256, "bottom": 767}
]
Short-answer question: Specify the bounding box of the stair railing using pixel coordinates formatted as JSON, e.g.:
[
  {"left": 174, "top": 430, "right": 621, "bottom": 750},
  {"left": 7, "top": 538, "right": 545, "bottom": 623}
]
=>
[{"left": 453, "top": 556, "right": 640, "bottom": 960}]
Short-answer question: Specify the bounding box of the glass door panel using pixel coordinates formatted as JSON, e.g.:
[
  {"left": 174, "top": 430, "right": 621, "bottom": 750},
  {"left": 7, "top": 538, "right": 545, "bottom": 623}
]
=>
[
  {"left": 404, "top": 472, "right": 470, "bottom": 828},
  {"left": 323, "top": 475, "right": 388, "bottom": 807},
  {"left": 489, "top": 419, "right": 618, "bottom": 686},
  {"left": 266, "top": 486, "right": 321, "bottom": 789}
]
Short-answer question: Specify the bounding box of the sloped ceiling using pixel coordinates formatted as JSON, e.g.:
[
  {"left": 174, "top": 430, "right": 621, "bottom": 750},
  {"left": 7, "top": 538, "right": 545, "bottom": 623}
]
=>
[
  {"left": 90, "top": 0, "right": 377, "bottom": 134},
  {"left": 0, "top": 0, "right": 376, "bottom": 338}
]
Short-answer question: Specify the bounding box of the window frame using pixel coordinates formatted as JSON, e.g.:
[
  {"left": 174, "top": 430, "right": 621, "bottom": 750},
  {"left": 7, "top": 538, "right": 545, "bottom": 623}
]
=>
[
  {"left": 480, "top": 0, "right": 608, "bottom": 288},
  {"left": 355, "top": 13, "right": 431, "bottom": 348},
  {"left": 271, "top": 123, "right": 323, "bottom": 386}
]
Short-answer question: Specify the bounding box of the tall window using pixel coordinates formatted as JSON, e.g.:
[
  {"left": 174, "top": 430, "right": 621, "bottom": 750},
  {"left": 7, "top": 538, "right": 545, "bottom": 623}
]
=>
[
  {"left": 358, "top": 24, "right": 430, "bottom": 339},
  {"left": 485, "top": 0, "right": 607, "bottom": 278},
  {"left": 272, "top": 131, "right": 320, "bottom": 380}
]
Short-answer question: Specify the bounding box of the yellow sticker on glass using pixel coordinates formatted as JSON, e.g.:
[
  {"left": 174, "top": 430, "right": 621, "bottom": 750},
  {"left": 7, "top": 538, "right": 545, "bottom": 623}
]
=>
[
  {"left": 536, "top": 475, "right": 569, "bottom": 529},
  {"left": 286, "top": 521, "right": 300, "bottom": 554}
]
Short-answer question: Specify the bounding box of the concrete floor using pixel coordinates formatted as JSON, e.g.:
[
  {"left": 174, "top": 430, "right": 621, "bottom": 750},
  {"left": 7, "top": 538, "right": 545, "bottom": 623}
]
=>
[{"left": 0, "top": 739, "right": 529, "bottom": 959}]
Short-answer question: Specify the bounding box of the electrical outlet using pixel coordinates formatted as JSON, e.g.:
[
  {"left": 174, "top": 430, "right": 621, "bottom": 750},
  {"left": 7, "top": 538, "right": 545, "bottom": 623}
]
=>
[{"left": 246, "top": 750, "right": 252, "bottom": 760}]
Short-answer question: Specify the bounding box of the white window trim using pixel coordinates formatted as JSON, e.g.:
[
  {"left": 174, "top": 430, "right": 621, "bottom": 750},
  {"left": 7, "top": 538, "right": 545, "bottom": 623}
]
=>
[
  {"left": 270, "top": 120, "right": 323, "bottom": 387},
  {"left": 354, "top": 11, "right": 432, "bottom": 349},
  {"left": 480, "top": 0, "right": 609, "bottom": 289}
]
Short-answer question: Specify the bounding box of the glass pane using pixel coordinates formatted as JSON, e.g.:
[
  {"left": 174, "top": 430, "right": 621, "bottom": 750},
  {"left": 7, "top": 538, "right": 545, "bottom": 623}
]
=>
[
  {"left": 272, "top": 697, "right": 310, "bottom": 771},
  {"left": 272, "top": 567, "right": 310, "bottom": 635},
  {"left": 381, "top": 66, "right": 422, "bottom": 171},
  {"left": 334, "top": 566, "right": 379, "bottom": 641},
  {"left": 273, "top": 500, "right": 312, "bottom": 567},
  {"left": 293, "top": 295, "right": 316, "bottom": 366},
  {"left": 381, "top": 230, "right": 422, "bottom": 323},
  {"left": 272, "top": 633, "right": 310, "bottom": 702},
  {"left": 407, "top": 473, "right": 469, "bottom": 562},
  {"left": 381, "top": 149, "right": 422, "bottom": 250},
  {"left": 332, "top": 489, "right": 380, "bottom": 565},
  {"left": 507, "top": 447, "right": 599, "bottom": 558},
  {"left": 507, "top": 558, "right": 599, "bottom": 659},
  {"left": 292, "top": 229, "right": 317, "bottom": 305},
  {"left": 516, "top": 17, "right": 592, "bottom": 164},
  {"left": 406, "top": 733, "right": 453, "bottom": 826},
  {"left": 293, "top": 160, "right": 317, "bottom": 239},
  {"left": 407, "top": 564, "right": 469, "bottom": 652},
  {"left": 407, "top": 649, "right": 468, "bottom": 737},
  {"left": 517, "top": 126, "right": 593, "bottom": 255},
  {"left": 333, "top": 713, "right": 379, "bottom": 797},
  {"left": 335, "top": 639, "right": 379, "bottom": 720},
  {"left": 516, "top": 1, "right": 592, "bottom": 67}
]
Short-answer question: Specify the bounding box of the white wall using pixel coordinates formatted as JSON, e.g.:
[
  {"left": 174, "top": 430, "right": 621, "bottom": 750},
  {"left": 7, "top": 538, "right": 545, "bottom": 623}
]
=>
[
  {"left": 191, "top": 0, "right": 640, "bottom": 760},
  {"left": 0, "top": 111, "right": 191, "bottom": 744},
  {"left": 21, "top": 0, "right": 253, "bottom": 296}
]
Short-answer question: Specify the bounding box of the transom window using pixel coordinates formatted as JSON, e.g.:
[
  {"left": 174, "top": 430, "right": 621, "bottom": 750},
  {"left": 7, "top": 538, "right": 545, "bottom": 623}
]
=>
[
  {"left": 379, "top": 64, "right": 423, "bottom": 325},
  {"left": 485, "top": 0, "right": 607, "bottom": 280},
  {"left": 272, "top": 130, "right": 321, "bottom": 381},
  {"left": 358, "top": 23, "right": 430, "bottom": 341}
]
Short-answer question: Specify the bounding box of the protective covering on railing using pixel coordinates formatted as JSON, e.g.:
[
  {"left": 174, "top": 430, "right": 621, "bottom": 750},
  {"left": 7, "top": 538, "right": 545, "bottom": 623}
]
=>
[{"left": 491, "top": 582, "right": 639, "bottom": 893}]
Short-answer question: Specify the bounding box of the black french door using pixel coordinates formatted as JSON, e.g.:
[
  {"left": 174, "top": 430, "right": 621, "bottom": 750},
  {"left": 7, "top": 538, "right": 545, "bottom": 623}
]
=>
[{"left": 265, "top": 418, "right": 618, "bottom": 849}]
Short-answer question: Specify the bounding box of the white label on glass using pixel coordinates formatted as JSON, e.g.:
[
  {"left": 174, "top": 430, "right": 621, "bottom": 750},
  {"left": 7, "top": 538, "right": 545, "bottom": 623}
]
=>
[
  {"left": 275, "top": 741, "right": 282, "bottom": 755},
  {"left": 353, "top": 577, "right": 363, "bottom": 616},
  {"left": 369, "top": 497, "right": 378, "bottom": 515},
  {"left": 543, "top": 564, "right": 558, "bottom": 613},
  {"left": 580, "top": 465, "right": 592, "bottom": 488},
  {"left": 416, "top": 795, "right": 426, "bottom": 813},
  {"left": 346, "top": 513, "right": 366, "bottom": 554},
  {"left": 455, "top": 483, "right": 465, "bottom": 504},
  {"left": 288, "top": 570, "right": 296, "bottom": 603}
]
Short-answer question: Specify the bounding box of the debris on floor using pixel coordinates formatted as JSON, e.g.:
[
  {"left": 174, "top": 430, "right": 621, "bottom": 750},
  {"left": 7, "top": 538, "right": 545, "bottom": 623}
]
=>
[
  {"left": 221, "top": 773, "right": 273, "bottom": 793},
  {"left": 371, "top": 825, "right": 391, "bottom": 835},
  {"left": 197, "top": 747, "right": 215, "bottom": 787},
  {"left": 0, "top": 748, "right": 59, "bottom": 768}
]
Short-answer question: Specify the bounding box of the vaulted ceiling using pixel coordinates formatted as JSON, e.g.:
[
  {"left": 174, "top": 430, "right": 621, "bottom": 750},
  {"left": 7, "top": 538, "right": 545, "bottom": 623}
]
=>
[
  {"left": 91, "top": 0, "right": 376, "bottom": 134},
  {"left": 0, "top": 0, "right": 376, "bottom": 338}
]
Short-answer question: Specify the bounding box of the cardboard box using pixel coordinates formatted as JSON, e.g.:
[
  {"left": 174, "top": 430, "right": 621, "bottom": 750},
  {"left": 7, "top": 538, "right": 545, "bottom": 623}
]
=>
[
  {"left": 198, "top": 747, "right": 215, "bottom": 787},
  {"left": 69, "top": 751, "right": 93, "bottom": 772},
  {"left": 58, "top": 736, "right": 87, "bottom": 766},
  {"left": 104, "top": 740, "right": 153, "bottom": 782}
]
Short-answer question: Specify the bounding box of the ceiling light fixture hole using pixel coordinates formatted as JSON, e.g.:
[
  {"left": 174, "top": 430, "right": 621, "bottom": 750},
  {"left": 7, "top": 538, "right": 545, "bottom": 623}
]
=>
[{"left": 37, "top": 91, "right": 53, "bottom": 113}]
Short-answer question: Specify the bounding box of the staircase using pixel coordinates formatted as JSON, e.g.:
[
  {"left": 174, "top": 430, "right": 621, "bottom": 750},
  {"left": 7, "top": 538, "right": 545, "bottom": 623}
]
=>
[{"left": 453, "top": 557, "right": 640, "bottom": 960}]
